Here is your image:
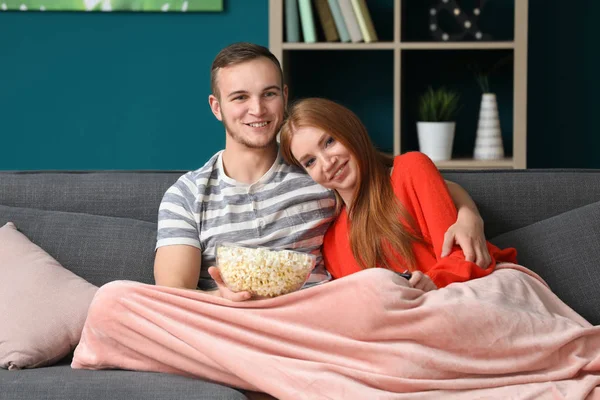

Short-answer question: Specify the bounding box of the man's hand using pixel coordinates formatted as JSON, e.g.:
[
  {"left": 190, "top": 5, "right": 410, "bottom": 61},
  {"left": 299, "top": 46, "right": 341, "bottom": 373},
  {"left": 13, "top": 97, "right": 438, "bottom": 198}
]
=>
[
  {"left": 441, "top": 214, "right": 492, "bottom": 269},
  {"left": 408, "top": 271, "right": 437, "bottom": 292},
  {"left": 444, "top": 180, "right": 492, "bottom": 269},
  {"left": 207, "top": 266, "right": 253, "bottom": 301}
]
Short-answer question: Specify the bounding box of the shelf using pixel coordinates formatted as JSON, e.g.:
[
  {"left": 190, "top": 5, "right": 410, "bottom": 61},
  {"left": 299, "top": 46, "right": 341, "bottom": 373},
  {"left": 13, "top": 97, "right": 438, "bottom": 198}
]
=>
[
  {"left": 400, "top": 41, "right": 515, "bottom": 50},
  {"left": 282, "top": 41, "right": 515, "bottom": 51},
  {"left": 434, "top": 158, "right": 515, "bottom": 170},
  {"left": 283, "top": 42, "right": 396, "bottom": 50}
]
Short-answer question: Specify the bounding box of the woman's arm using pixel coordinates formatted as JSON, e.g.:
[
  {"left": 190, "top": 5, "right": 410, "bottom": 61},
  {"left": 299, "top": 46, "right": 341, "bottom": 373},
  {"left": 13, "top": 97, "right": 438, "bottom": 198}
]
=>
[{"left": 444, "top": 181, "right": 492, "bottom": 269}]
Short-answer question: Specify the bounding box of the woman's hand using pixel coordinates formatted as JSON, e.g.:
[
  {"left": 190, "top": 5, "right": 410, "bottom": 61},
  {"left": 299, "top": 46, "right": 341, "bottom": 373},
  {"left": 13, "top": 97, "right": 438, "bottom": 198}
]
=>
[
  {"left": 408, "top": 271, "right": 437, "bottom": 292},
  {"left": 207, "top": 266, "right": 253, "bottom": 301},
  {"left": 441, "top": 212, "right": 492, "bottom": 269}
]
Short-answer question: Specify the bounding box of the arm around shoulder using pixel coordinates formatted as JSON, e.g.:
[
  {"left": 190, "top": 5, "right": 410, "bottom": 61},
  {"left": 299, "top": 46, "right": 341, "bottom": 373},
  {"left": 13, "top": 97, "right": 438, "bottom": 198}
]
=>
[
  {"left": 154, "top": 245, "right": 202, "bottom": 290},
  {"left": 443, "top": 180, "right": 491, "bottom": 268},
  {"left": 445, "top": 180, "right": 482, "bottom": 220}
]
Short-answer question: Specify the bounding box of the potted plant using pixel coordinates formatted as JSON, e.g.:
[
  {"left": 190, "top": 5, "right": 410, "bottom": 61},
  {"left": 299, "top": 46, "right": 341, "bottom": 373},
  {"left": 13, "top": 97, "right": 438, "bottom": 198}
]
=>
[{"left": 417, "top": 86, "right": 461, "bottom": 161}]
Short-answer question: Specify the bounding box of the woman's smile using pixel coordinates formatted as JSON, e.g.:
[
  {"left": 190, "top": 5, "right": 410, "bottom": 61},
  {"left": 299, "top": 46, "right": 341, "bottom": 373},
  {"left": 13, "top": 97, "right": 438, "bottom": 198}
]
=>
[{"left": 329, "top": 162, "right": 348, "bottom": 182}]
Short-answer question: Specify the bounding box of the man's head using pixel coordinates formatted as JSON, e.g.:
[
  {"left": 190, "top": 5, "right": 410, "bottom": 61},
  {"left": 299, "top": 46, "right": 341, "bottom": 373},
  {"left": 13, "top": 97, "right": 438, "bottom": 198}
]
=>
[{"left": 208, "top": 42, "right": 288, "bottom": 150}]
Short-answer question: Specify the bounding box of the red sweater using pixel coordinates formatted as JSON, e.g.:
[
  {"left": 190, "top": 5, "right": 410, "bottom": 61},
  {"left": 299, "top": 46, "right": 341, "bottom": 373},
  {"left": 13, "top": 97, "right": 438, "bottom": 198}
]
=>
[{"left": 323, "top": 152, "right": 517, "bottom": 288}]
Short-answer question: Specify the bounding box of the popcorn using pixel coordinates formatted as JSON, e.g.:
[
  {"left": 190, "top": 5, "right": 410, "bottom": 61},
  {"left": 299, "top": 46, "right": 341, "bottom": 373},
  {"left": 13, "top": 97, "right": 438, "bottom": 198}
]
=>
[{"left": 216, "top": 243, "right": 316, "bottom": 297}]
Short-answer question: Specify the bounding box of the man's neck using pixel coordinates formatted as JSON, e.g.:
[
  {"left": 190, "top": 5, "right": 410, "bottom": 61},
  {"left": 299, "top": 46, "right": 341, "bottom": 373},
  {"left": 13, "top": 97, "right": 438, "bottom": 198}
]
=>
[{"left": 222, "top": 144, "right": 279, "bottom": 185}]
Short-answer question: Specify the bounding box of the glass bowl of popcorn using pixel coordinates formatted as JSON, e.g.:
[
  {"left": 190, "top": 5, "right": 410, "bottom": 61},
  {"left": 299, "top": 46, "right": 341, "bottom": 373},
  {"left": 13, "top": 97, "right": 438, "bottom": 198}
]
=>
[{"left": 216, "top": 243, "right": 316, "bottom": 298}]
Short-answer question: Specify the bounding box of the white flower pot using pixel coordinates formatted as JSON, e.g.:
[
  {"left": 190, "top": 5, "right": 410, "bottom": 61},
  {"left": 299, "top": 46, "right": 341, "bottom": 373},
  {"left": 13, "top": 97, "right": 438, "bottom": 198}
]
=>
[{"left": 417, "top": 121, "right": 456, "bottom": 161}]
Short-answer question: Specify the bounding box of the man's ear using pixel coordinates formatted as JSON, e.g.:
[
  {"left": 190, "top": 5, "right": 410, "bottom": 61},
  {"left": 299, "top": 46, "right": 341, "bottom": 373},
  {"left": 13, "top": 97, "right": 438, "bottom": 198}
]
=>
[
  {"left": 208, "top": 94, "right": 223, "bottom": 121},
  {"left": 283, "top": 84, "right": 289, "bottom": 109}
]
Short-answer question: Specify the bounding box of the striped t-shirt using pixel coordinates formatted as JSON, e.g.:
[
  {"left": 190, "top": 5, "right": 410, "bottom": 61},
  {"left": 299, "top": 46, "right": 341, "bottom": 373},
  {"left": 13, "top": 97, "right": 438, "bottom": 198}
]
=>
[{"left": 156, "top": 150, "right": 336, "bottom": 290}]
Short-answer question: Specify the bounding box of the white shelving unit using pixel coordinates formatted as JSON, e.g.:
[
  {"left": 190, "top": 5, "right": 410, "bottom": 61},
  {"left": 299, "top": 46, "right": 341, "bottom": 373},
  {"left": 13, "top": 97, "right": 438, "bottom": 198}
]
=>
[{"left": 269, "top": 0, "right": 528, "bottom": 169}]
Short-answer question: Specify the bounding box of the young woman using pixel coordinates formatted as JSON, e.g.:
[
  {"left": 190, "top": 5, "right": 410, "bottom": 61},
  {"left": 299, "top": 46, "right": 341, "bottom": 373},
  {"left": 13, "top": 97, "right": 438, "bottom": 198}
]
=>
[{"left": 280, "top": 98, "right": 517, "bottom": 290}]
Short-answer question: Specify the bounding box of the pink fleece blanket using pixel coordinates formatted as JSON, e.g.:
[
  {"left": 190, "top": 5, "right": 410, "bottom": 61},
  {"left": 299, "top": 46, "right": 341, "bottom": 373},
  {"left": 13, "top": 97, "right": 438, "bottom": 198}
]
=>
[{"left": 72, "top": 264, "right": 600, "bottom": 399}]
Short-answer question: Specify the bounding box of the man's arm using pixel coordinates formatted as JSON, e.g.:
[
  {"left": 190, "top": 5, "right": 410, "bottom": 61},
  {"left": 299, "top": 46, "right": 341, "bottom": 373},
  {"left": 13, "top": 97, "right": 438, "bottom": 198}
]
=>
[
  {"left": 154, "top": 245, "right": 202, "bottom": 289},
  {"left": 443, "top": 180, "right": 491, "bottom": 269},
  {"left": 445, "top": 180, "right": 482, "bottom": 219},
  {"left": 154, "top": 245, "right": 252, "bottom": 301}
]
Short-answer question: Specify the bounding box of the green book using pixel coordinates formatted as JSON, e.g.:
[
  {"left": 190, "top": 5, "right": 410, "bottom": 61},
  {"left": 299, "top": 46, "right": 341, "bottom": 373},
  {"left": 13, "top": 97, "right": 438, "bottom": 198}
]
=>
[
  {"left": 298, "top": 0, "right": 317, "bottom": 43},
  {"left": 285, "top": 0, "right": 301, "bottom": 42}
]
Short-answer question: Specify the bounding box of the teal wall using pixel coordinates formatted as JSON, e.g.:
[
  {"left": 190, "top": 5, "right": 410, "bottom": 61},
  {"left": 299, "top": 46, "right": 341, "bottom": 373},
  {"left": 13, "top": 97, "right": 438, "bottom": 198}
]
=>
[
  {"left": 0, "top": 0, "right": 268, "bottom": 170},
  {"left": 0, "top": 1, "right": 599, "bottom": 169}
]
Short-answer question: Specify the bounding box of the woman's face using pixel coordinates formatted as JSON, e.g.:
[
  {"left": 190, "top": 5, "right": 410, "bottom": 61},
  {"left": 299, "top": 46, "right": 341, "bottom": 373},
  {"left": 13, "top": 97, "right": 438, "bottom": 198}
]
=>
[{"left": 289, "top": 126, "right": 358, "bottom": 205}]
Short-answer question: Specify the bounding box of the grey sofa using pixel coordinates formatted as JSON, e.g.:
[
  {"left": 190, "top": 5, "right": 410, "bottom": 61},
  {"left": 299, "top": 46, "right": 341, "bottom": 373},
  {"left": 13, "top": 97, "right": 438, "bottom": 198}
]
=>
[{"left": 1, "top": 169, "right": 599, "bottom": 400}]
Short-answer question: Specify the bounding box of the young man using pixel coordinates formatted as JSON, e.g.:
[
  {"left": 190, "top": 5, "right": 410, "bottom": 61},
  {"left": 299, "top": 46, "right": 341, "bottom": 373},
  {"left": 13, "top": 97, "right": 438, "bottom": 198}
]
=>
[{"left": 153, "top": 42, "right": 490, "bottom": 301}]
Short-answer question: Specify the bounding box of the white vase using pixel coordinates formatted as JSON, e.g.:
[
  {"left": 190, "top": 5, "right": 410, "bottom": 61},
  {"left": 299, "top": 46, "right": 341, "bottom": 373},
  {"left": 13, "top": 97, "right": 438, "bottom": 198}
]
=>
[
  {"left": 417, "top": 122, "right": 455, "bottom": 161},
  {"left": 474, "top": 93, "right": 504, "bottom": 160}
]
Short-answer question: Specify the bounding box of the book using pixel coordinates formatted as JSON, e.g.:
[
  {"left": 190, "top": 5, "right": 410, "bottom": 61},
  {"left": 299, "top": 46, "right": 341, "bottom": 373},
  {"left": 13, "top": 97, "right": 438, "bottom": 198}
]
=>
[
  {"left": 314, "top": 0, "right": 340, "bottom": 42},
  {"left": 337, "top": 0, "right": 363, "bottom": 43},
  {"left": 350, "top": 0, "right": 378, "bottom": 42},
  {"left": 327, "top": 0, "right": 351, "bottom": 42},
  {"left": 298, "top": 0, "right": 317, "bottom": 43},
  {"left": 285, "top": 0, "right": 301, "bottom": 43}
]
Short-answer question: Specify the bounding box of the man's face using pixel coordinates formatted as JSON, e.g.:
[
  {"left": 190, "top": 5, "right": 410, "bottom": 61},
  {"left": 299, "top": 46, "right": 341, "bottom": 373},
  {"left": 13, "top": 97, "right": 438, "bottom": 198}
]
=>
[{"left": 209, "top": 57, "right": 288, "bottom": 149}]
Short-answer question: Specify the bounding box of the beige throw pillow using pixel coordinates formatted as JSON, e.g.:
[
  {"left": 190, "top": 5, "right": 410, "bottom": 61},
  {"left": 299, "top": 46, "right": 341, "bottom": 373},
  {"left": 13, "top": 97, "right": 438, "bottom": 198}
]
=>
[{"left": 0, "top": 222, "right": 98, "bottom": 370}]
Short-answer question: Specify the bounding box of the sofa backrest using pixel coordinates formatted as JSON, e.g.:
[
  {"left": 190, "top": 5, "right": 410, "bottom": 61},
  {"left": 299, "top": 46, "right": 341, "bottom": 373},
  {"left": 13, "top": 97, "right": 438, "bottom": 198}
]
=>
[
  {"left": 442, "top": 169, "right": 600, "bottom": 238},
  {"left": 2, "top": 169, "right": 600, "bottom": 237},
  {"left": 0, "top": 171, "right": 185, "bottom": 287},
  {"left": 0, "top": 171, "right": 185, "bottom": 223}
]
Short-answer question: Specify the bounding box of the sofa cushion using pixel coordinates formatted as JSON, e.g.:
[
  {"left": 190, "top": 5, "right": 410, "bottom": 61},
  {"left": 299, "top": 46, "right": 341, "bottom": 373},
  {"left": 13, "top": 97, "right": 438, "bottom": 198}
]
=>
[
  {"left": 491, "top": 200, "right": 600, "bottom": 325},
  {"left": 0, "top": 364, "right": 247, "bottom": 400},
  {"left": 0, "top": 222, "right": 98, "bottom": 370},
  {"left": 0, "top": 205, "right": 158, "bottom": 287}
]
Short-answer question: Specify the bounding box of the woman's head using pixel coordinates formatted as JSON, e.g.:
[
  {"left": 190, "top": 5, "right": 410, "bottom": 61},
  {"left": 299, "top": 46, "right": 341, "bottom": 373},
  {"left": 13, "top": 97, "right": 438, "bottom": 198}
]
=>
[{"left": 280, "top": 98, "right": 385, "bottom": 206}]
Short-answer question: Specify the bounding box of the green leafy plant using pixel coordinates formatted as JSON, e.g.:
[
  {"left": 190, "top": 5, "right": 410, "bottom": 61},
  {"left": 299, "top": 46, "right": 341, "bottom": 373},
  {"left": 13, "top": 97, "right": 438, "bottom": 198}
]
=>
[{"left": 418, "top": 87, "right": 461, "bottom": 122}]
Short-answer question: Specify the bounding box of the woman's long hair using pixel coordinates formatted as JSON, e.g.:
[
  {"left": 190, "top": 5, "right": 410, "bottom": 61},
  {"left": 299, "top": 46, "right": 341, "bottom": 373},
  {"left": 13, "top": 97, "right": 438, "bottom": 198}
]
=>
[{"left": 280, "top": 98, "right": 422, "bottom": 271}]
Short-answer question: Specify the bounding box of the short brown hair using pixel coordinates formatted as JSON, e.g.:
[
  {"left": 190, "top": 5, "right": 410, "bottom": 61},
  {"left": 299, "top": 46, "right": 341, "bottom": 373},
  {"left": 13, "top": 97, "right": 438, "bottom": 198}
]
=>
[{"left": 210, "top": 42, "right": 283, "bottom": 99}]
